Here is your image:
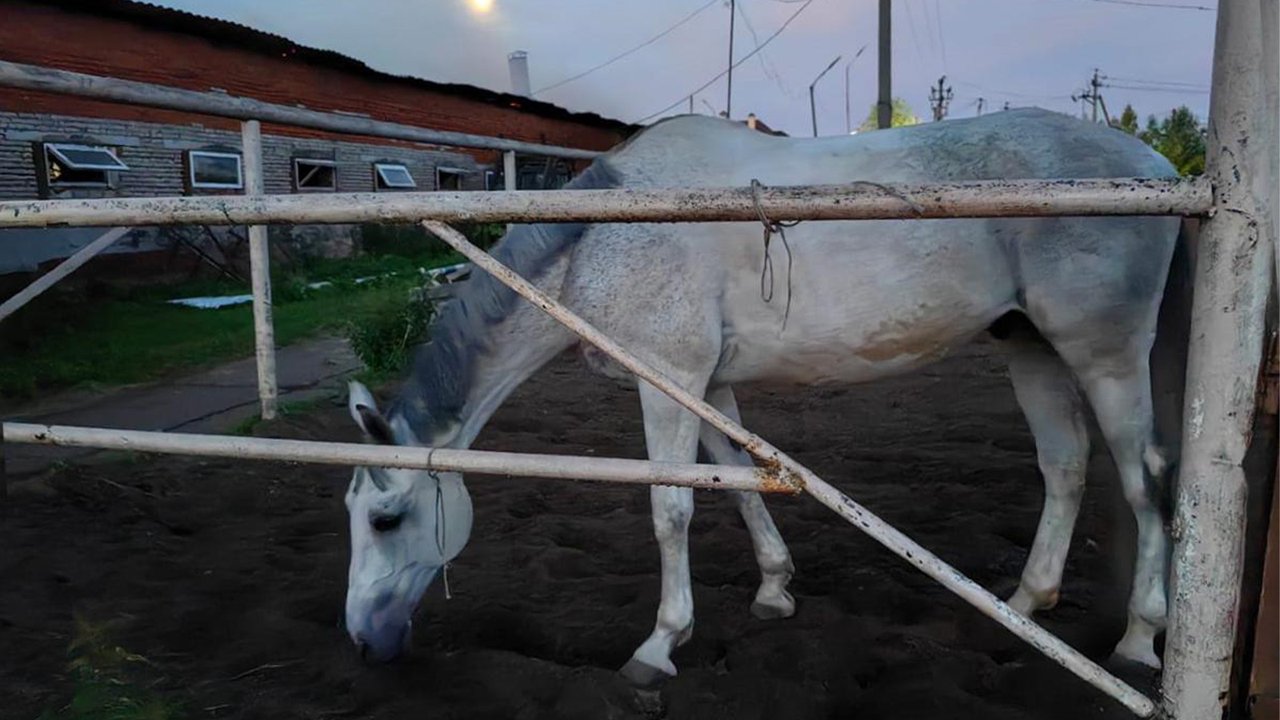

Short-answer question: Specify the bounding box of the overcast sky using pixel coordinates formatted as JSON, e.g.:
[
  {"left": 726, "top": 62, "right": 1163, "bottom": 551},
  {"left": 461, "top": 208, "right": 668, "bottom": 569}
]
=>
[{"left": 150, "top": 0, "right": 1214, "bottom": 137}]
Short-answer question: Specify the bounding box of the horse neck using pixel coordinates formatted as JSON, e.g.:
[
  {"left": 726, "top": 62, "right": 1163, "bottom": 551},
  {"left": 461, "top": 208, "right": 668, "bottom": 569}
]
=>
[
  {"left": 399, "top": 272, "right": 578, "bottom": 452},
  {"left": 448, "top": 317, "right": 573, "bottom": 450}
]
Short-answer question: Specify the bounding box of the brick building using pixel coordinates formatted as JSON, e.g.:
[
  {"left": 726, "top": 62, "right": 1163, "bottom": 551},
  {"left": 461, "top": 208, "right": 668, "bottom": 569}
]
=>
[{"left": 0, "top": 0, "right": 634, "bottom": 278}]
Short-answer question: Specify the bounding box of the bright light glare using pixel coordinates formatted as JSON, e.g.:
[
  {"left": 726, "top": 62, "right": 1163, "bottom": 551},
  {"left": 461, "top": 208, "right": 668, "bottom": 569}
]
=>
[{"left": 467, "top": 0, "right": 494, "bottom": 14}]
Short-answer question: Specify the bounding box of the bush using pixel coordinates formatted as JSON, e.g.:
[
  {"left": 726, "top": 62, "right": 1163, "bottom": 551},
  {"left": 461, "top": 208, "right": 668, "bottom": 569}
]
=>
[
  {"left": 345, "top": 283, "right": 435, "bottom": 375},
  {"left": 358, "top": 222, "right": 505, "bottom": 260}
]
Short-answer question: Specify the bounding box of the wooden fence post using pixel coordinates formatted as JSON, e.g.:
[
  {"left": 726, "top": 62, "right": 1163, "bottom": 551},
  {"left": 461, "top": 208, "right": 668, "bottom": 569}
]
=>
[{"left": 240, "top": 120, "right": 278, "bottom": 420}]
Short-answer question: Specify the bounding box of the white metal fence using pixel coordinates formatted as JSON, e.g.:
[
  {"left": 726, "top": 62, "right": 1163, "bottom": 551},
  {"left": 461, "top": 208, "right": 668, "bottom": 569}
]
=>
[{"left": 1, "top": 3, "right": 1275, "bottom": 718}]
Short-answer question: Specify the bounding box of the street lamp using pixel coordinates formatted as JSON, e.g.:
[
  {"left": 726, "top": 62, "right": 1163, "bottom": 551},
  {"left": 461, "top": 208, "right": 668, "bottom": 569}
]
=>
[
  {"left": 844, "top": 44, "right": 868, "bottom": 134},
  {"left": 809, "top": 54, "right": 842, "bottom": 137}
]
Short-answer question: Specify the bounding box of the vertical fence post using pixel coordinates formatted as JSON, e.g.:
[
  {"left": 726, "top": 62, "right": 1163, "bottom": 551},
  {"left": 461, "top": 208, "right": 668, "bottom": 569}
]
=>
[
  {"left": 240, "top": 120, "right": 278, "bottom": 420},
  {"left": 1162, "top": 1, "right": 1274, "bottom": 718},
  {"left": 503, "top": 150, "right": 518, "bottom": 232},
  {"left": 503, "top": 150, "right": 517, "bottom": 191}
]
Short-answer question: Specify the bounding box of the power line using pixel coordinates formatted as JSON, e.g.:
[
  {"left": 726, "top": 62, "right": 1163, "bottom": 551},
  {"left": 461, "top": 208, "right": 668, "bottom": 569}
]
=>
[
  {"left": 901, "top": 0, "right": 927, "bottom": 66},
  {"left": 635, "top": 0, "right": 817, "bottom": 124},
  {"left": 533, "top": 0, "right": 719, "bottom": 95},
  {"left": 1075, "top": 0, "right": 1214, "bottom": 11},
  {"left": 1103, "top": 83, "right": 1210, "bottom": 93},
  {"left": 932, "top": 0, "right": 948, "bottom": 70},
  {"left": 1104, "top": 75, "right": 1210, "bottom": 89},
  {"left": 951, "top": 78, "right": 1073, "bottom": 101},
  {"left": 735, "top": 0, "right": 794, "bottom": 98},
  {"left": 919, "top": 0, "right": 940, "bottom": 66}
]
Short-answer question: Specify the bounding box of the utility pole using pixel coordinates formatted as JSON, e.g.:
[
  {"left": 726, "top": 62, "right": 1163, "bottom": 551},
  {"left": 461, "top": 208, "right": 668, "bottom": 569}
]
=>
[
  {"left": 877, "top": 0, "right": 891, "bottom": 129},
  {"left": 928, "top": 75, "right": 954, "bottom": 121},
  {"left": 1090, "top": 68, "right": 1101, "bottom": 123},
  {"left": 845, "top": 61, "right": 852, "bottom": 133},
  {"left": 1071, "top": 69, "right": 1105, "bottom": 123},
  {"left": 726, "top": 0, "right": 735, "bottom": 119},
  {"left": 810, "top": 55, "right": 842, "bottom": 137},
  {"left": 688, "top": 95, "right": 694, "bottom": 114}
]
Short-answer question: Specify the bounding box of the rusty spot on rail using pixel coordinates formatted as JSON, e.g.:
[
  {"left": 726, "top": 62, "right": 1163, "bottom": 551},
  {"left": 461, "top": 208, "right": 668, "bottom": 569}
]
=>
[{"left": 752, "top": 453, "right": 806, "bottom": 494}]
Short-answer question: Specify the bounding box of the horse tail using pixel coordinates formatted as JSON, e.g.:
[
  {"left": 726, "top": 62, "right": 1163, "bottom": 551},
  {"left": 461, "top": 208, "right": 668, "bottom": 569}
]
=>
[{"left": 1147, "top": 217, "right": 1197, "bottom": 522}]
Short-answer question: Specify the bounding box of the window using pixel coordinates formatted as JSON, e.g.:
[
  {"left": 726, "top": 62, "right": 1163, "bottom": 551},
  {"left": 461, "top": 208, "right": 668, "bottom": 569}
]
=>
[
  {"left": 436, "top": 167, "right": 466, "bottom": 191},
  {"left": 293, "top": 158, "right": 336, "bottom": 191},
  {"left": 484, "top": 170, "right": 502, "bottom": 191},
  {"left": 188, "top": 150, "right": 243, "bottom": 190},
  {"left": 374, "top": 162, "right": 416, "bottom": 190},
  {"left": 42, "top": 143, "right": 129, "bottom": 189}
]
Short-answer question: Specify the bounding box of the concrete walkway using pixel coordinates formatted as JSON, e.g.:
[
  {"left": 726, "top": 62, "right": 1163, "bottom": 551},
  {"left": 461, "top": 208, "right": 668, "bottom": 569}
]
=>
[{"left": 3, "top": 336, "right": 362, "bottom": 476}]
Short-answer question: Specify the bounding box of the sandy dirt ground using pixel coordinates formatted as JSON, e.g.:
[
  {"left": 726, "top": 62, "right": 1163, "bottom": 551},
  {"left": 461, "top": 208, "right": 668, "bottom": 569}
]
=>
[{"left": 1, "top": 341, "right": 1162, "bottom": 719}]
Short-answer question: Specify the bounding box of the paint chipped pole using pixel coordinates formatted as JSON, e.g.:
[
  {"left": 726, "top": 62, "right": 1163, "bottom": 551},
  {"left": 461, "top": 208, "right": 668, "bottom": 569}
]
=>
[
  {"left": 1162, "top": 0, "right": 1275, "bottom": 718},
  {"left": 241, "top": 120, "right": 278, "bottom": 420},
  {"left": 421, "top": 220, "right": 1157, "bottom": 717},
  {"left": 1, "top": 423, "right": 792, "bottom": 494},
  {"left": 0, "top": 178, "right": 1214, "bottom": 228}
]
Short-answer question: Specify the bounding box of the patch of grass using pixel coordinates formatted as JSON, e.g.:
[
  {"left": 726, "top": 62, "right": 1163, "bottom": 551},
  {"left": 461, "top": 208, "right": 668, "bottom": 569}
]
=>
[
  {"left": 38, "top": 614, "right": 183, "bottom": 720},
  {"left": 230, "top": 395, "right": 334, "bottom": 436},
  {"left": 0, "top": 222, "right": 503, "bottom": 402},
  {"left": 0, "top": 271, "right": 423, "bottom": 401}
]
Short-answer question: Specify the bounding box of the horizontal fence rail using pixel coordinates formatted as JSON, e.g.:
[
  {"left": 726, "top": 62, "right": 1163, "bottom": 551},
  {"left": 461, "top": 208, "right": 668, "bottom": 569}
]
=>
[
  {"left": 0, "top": 178, "right": 1211, "bottom": 229},
  {"left": 1, "top": 423, "right": 799, "bottom": 494},
  {"left": 0, "top": 60, "right": 600, "bottom": 160}
]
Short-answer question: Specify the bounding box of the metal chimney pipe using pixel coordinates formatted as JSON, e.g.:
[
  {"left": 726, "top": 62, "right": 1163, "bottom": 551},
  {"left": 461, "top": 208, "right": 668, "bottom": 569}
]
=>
[{"left": 508, "top": 51, "right": 531, "bottom": 97}]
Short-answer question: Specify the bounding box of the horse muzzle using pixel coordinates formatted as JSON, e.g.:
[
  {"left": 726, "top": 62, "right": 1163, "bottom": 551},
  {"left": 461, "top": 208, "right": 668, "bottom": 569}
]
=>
[{"left": 349, "top": 616, "right": 412, "bottom": 663}]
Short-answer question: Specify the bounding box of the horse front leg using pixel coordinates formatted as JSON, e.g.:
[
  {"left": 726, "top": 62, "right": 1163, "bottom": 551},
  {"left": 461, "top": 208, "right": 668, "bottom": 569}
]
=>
[{"left": 619, "top": 378, "right": 708, "bottom": 686}]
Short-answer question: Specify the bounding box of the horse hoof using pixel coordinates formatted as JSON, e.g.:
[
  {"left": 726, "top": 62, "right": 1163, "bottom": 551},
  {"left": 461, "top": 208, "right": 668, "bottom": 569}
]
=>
[
  {"left": 1107, "top": 649, "right": 1162, "bottom": 673},
  {"left": 750, "top": 591, "right": 796, "bottom": 620},
  {"left": 1007, "top": 586, "right": 1058, "bottom": 615},
  {"left": 619, "top": 658, "right": 674, "bottom": 688},
  {"left": 1103, "top": 653, "right": 1163, "bottom": 696}
]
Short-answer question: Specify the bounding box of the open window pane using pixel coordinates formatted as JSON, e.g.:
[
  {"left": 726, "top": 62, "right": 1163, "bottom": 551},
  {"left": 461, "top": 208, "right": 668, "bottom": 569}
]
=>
[
  {"left": 294, "top": 158, "right": 336, "bottom": 191},
  {"left": 374, "top": 163, "right": 416, "bottom": 189},
  {"left": 190, "top": 151, "right": 243, "bottom": 189},
  {"left": 436, "top": 168, "right": 465, "bottom": 191},
  {"left": 46, "top": 143, "right": 130, "bottom": 171}
]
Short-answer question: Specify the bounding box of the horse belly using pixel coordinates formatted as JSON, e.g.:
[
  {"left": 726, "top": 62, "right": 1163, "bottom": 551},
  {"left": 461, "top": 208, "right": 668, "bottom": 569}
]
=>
[{"left": 716, "top": 309, "right": 993, "bottom": 386}]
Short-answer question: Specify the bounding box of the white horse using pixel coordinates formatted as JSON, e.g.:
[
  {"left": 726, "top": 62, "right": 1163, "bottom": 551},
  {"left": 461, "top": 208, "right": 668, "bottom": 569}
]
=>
[{"left": 342, "top": 108, "right": 1189, "bottom": 681}]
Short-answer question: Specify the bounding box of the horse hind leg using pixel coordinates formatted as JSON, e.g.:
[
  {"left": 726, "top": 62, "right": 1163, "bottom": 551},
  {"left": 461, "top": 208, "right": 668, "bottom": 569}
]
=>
[
  {"left": 1068, "top": 346, "right": 1170, "bottom": 670},
  {"left": 619, "top": 377, "right": 709, "bottom": 686},
  {"left": 997, "top": 331, "right": 1091, "bottom": 617},
  {"left": 698, "top": 385, "right": 796, "bottom": 620}
]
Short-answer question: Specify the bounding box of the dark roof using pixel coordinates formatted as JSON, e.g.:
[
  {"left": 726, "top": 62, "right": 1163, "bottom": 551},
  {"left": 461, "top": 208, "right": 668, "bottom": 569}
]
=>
[
  {"left": 743, "top": 115, "right": 789, "bottom": 137},
  {"left": 32, "top": 0, "right": 636, "bottom": 133}
]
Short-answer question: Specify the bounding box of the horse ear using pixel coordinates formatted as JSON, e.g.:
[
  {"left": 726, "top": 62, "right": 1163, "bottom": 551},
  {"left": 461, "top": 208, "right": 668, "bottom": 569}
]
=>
[{"left": 348, "top": 381, "right": 396, "bottom": 445}]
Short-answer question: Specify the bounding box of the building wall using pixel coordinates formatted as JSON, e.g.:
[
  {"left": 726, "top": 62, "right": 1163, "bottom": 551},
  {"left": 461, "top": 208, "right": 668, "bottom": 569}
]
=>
[
  {"left": 0, "top": 1, "right": 632, "bottom": 281},
  {"left": 0, "top": 112, "right": 487, "bottom": 274},
  {"left": 0, "top": 111, "right": 487, "bottom": 200}
]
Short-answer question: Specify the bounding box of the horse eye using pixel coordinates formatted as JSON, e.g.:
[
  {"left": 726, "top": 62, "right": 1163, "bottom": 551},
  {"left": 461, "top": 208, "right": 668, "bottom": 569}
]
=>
[{"left": 371, "top": 513, "right": 404, "bottom": 533}]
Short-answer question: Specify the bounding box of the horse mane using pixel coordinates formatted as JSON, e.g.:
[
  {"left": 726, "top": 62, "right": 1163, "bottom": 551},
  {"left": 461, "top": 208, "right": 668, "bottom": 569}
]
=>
[{"left": 389, "top": 157, "right": 622, "bottom": 438}]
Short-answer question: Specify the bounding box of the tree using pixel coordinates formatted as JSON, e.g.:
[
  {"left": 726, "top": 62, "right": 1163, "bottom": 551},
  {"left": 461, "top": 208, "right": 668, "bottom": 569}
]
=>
[
  {"left": 1112, "top": 104, "right": 1140, "bottom": 135},
  {"left": 856, "top": 98, "right": 921, "bottom": 132},
  {"left": 1138, "top": 106, "right": 1206, "bottom": 176}
]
